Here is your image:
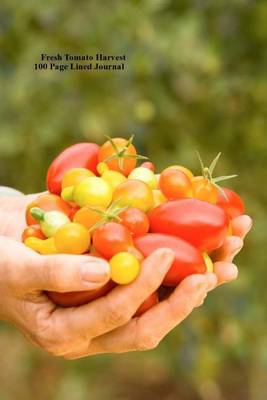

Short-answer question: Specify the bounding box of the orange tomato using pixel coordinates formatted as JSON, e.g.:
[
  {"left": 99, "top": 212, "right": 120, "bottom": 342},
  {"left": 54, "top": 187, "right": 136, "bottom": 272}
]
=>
[
  {"left": 192, "top": 176, "right": 218, "bottom": 204},
  {"left": 22, "top": 225, "right": 45, "bottom": 242},
  {"left": 113, "top": 179, "right": 154, "bottom": 212},
  {"left": 54, "top": 223, "right": 91, "bottom": 254},
  {"left": 159, "top": 169, "right": 193, "bottom": 200},
  {"left": 164, "top": 165, "right": 194, "bottom": 179},
  {"left": 119, "top": 208, "right": 150, "bottom": 237},
  {"left": 73, "top": 206, "right": 105, "bottom": 230},
  {"left": 26, "top": 194, "right": 72, "bottom": 225},
  {"left": 98, "top": 137, "right": 137, "bottom": 176}
]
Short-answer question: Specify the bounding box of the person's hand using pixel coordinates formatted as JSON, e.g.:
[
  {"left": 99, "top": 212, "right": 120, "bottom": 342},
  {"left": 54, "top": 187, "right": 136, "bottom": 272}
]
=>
[{"left": 0, "top": 237, "right": 217, "bottom": 358}]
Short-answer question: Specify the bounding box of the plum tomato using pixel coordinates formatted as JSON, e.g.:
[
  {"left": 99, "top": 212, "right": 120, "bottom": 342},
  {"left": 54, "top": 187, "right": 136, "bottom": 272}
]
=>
[
  {"left": 26, "top": 193, "right": 72, "bottom": 225},
  {"left": 119, "top": 208, "right": 150, "bottom": 237},
  {"left": 47, "top": 280, "right": 115, "bottom": 307},
  {"left": 73, "top": 177, "right": 113, "bottom": 208},
  {"left": 22, "top": 225, "right": 45, "bottom": 242},
  {"left": 217, "top": 187, "right": 245, "bottom": 219},
  {"left": 148, "top": 199, "right": 228, "bottom": 253},
  {"left": 192, "top": 176, "right": 218, "bottom": 204},
  {"left": 134, "top": 292, "right": 158, "bottom": 317},
  {"left": 128, "top": 167, "right": 157, "bottom": 189},
  {"left": 109, "top": 252, "right": 141, "bottom": 284},
  {"left": 93, "top": 222, "right": 133, "bottom": 259},
  {"left": 61, "top": 168, "right": 95, "bottom": 190},
  {"left": 159, "top": 168, "right": 193, "bottom": 200},
  {"left": 113, "top": 179, "right": 154, "bottom": 212},
  {"left": 134, "top": 233, "right": 206, "bottom": 286},
  {"left": 73, "top": 206, "right": 105, "bottom": 230},
  {"left": 54, "top": 222, "right": 90, "bottom": 254},
  {"left": 46, "top": 142, "right": 99, "bottom": 194},
  {"left": 98, "top": 137, "right": 138, "bottom": 176}
]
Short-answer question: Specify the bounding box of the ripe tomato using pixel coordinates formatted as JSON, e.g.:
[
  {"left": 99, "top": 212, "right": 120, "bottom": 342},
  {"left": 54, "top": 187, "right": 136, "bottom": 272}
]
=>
[
  {"left": 93, "top": 222, "right": 133, "bottom": 259},
  {"left": 128, "top": 167, "right": 157, "bottom": 189},
  {"left": 110, "top": 252, "right": 141, "bottom": 284},
  {"left": 61, "top": 168, "right": 95, "bottom": 190},
  {"left": 26, "top": 194, "right": 72, "bottom": 225},
  {"left": 73, "top": 206, "right": 105, "bottom": 230},
  {"left": 69, "top": 205, "right": 80, "bottom": 220},
  {"left": 134, "top": 233, "right": 206, "bottom": 286},
  {"left": 119, "top": 208, "right": 149, "bottom": 237},
  {"left": 159, "top": 168, "right": 193, "bottom": 200},
  {"left": 46, "top": 143, "right": 99, "bottom": 194},
  {"left": 73, "top": 177, "right": 113, "bottom": 208},
  {"left": 217, "top": 187, "right": 245, "bottom": 219},
  {"left": 192, "top": 176, "right": 218, "bottom": 204},
  {"left": 140, "top": 161, "right": 155, "bottom": 172},
  {"left": 152, "top": 189, "right": 167, "bottom": 207},
  {"left": 113, "top": 179, "right": 153, "bottom": 212},
  {"left": 47, "top": 280, "right": 115, "bottom": 307},
  {"left": 164, "top": 165, "right": 194, "bottom": 179},
  {"left": 22, "top": 225, "right": 45, "bottom": 242},
  {"left": 134, "top": 292, "right": 158, "bottom": 317},
  {"left": 148, "top": 199, "right": 228, "bottom": 253},
  {"left": 98, "top": 137, "right": 137, "bottom": 176},
  {"left": 54, "top": 222, "right": 90, "bottom": 254}
]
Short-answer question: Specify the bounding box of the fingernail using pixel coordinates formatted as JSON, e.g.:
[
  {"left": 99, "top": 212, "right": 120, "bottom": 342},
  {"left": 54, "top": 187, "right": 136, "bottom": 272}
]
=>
[
  {"left": 205, "top": 272, "right": 218, "bottom": 291},
  {"left": 81, "top": 261, "right": 110, "bottom": 283},
  {"left": 157, "top": 248, "right": 175, "bottom": 273}
]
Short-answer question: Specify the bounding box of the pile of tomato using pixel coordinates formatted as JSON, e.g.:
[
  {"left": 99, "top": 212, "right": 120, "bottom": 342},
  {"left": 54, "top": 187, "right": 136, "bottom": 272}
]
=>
[{"left": 22, "top": 136, "right": 245, "bottom": 314}]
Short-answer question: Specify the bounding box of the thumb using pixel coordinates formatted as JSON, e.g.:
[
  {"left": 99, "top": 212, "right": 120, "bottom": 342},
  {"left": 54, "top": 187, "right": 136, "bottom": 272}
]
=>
[{"left": 29, "top": 253, "right": 111, "bottom": 292}]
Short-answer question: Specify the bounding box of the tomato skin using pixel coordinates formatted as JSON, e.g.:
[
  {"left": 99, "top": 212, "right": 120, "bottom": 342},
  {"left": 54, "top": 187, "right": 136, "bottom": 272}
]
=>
[
  {"left": 93, "top": 222, "right": 133, "bottom": 259},
  {"left": 113, "top": 179, "right": 154, "bottom": 212},
  {"left": 148, "top": 199, "right": 228, "bottom": 253},
  {"left": 119, "top": 208, "right": 150, "bottom": 237},
  {"left": 47, "top": 280, "right": 115, "bottom": 307},
  {"left": 134, "top": 292, "right": 158, "bottom": 317},
  {"left": 22, "top": 225, "right": 45, "bottom": 242},
  {"left": 159, "top": 169, "right": 193, "bottom": 200},
  {"left": 191, "top": 176, "right": 218, "bottom": 204},
  {"left": 140, "top": 161, "right": 155, "bottom": 172},
  {"left": 46, "top": 143, "right": 100, "bottom": 194},
  {"left": 134, "top": 233, "right": 206, "bottom": 286},
  {"left": 217, "top": 188, "right": 245, "bottom": 219},
  {"left": 26, "top": 194, "right": 72, "bottom": 225},
  {"left": 98, "top": 138, "right": 137, "bottom": 176}
]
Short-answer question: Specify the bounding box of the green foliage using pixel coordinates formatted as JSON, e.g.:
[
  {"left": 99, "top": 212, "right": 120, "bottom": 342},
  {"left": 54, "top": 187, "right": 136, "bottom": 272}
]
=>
[{"left": 0, "top": 1, "right": 267, "bottom": 399}]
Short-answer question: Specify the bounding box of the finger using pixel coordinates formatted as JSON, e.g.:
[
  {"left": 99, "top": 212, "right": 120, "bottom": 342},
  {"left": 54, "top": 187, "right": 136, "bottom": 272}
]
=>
[
  {"left": 212, "top": 236, "right": 243, "bottom": 262},
  {"left": 27, "top": 253, "right": 111, "bottom": 292},
  {"left": 213, "top": 261, "right": 238, "bottom": 286},
  {"left": 50, "top": 248, "right": 175, "bottom": 341},
  {"left": 231, "top": 215, "right": 252, "bottom": 239},
  {"left": 67, "top": 273, "right": 216, "bottom": 358}
]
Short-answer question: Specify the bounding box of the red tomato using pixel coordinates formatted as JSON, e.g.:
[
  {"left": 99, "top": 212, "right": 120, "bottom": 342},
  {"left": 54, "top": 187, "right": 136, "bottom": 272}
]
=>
[
  {"left": 22, "top": 225, "right": 45, "bottom": 242},
  {"left": 119, "top": 208, "right": 150, "bottom": 237},
  {"left": 47, "top": 280, "right": 115, "bottom": 307},
  {"left": 98, "top": 137, "right": 137, "bottom": 176},
  {"left": 46, "top": 143, "right": 99, "bottom": 194},
  {"left": 140, "top": 161, "right": 155, "bottom": 172},
  {"left": 191, "top": 176, "right": 218, "bottom": 204},
  {"left": 159, "top": 168, "right": 192, "bottom": 200},
  {"left": 134, "top": 233, "right": 206, "bottom": 286},
  {"left": 217, "top": 188, "right": 245, "bottom": 219},
  {"left": 25, "top": 193, "right": 72, "bottom": 225},
  {"left": 93, "top": 222, "right": 133, "bottom": 259},
  {"left": 134, "top": 292, "right": 158, "bottom": 317},
  {"left": 148, "top": 199, "right": 228, "bottom": 253}
]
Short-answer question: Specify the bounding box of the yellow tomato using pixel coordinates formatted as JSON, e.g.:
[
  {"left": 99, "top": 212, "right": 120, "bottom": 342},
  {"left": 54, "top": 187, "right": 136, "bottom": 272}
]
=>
[
  {"left": 110, "top": 252, "right": 141, "bottom": 284},
  {"left": 128, "top": 167, "right": 158, "bottom": 189},
  {"left": 101, "top": 170, "right": 127, "bottom": 191},
  {"left": 113, "top": 179, "right": 154, "bottom": 212},
  {"left": 73, "top": 177, "right": 113, "bottom": 208},
  {"left": 54, "top": 222, "right": 90, "bottom": 254},
  {"left": 164, "top": 165, "right": 194, "bottom": 179},
  {"left": 152, "top": 189, "right": 167, "bottom": 207},
  {"left": 25, "top": 237, "right": 58, "bottom": 255},
  {"left": 73, "top": 206, "right": 105, "bottom": 230},
  {"left": 61, "top": 168, "right": 95, "bottom": 189}
]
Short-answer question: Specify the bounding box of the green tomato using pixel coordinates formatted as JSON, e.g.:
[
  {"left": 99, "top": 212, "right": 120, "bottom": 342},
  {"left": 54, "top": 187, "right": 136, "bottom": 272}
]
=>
[{"left": 41, "top": 211, "right": 70, "bottom": 237}]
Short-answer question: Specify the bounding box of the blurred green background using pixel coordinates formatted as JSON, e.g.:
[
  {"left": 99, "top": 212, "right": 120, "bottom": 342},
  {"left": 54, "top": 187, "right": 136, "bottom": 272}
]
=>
[{"left": 0, "top": 0, "right": 266, "bottom": 399}]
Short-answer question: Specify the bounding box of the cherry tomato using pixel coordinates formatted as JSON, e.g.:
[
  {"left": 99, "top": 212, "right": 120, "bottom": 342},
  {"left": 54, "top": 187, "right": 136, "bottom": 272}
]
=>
[
  {"left": 113, "top": 179, "right": 153, "bottom": 212},
  {"left": 54, "top": 222, "right": 90, "bottom": 254},
  {"left": 73, "top": 177, "right": 113, "bottom": 208},
  {"left": 98, "top": 137, "right": 137, "bottom": 176},
  {"left": 134, "top": 292, "right": 158, "bottom": 317},
  {"left": 46, "top": 143, "right": 99, "bottom": 194},
  {"left": 93, "top": 222, "right": 133, "bottom": 259},
  {"left": 73, "top": 206, "right": 105, "bottom": 230},
  {"left": 61, "top": 168, "right": 95, "bottom": 190},
  {"left": 164, "top": 165, "right": 194, "bottom": 179},
  {"left": 26, "top": 194, "right": 72, "bottom": 226},
  {"left": 217, "top": 187, "right": 245, "bottom": 219},
  {"left": 69, "top": 205, "right": 80, "bottom": 220},
  {"left": 128, "top": 167, "right": 157, "bottom": 189},
  {"left": 148, "top": 199, "right": 228, "bottom": 253},
  {"left": 140, "top": 161, "right": 155, "bottom": 172},
  {"left": 48, "top": 280, "right": 115, "bottom": 307},
  {"left": 109, "top": 252, "right": 141, "bottom": 284},
  {"left": 119, "top": 208, "right": 149, "bottom": 237},
  {"left": 192, "top": 176, "right": 218, "bottom": 204},
  {"left": 22, "top": 225, "right": 45, "bottom": 242},
  {"left": 134, "top": 233, "right": 206, "bottom": 286},
  {"left": 152, "top": 189, "right": 167, "bottom": 207},
  {"left": 159, "top": 168, "right": 193, "bottom": 200}
]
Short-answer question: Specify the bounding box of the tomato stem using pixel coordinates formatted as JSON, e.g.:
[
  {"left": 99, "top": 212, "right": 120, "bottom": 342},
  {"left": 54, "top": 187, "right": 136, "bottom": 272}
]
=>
[{"left": 30, "top": 207, "right": 45, "bottom": 221}]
